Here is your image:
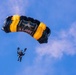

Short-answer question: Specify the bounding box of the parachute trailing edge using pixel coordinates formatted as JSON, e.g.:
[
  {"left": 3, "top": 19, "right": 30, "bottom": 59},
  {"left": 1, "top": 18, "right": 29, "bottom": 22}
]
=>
[{"left": 2, "top": 15, "right": 51, "bottom": 44}]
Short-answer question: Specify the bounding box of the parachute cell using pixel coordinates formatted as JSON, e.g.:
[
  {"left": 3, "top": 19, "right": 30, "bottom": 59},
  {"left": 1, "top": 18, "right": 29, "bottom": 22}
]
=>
[{"left": 2, "top": 15, "right": 51, "bottom": 44}]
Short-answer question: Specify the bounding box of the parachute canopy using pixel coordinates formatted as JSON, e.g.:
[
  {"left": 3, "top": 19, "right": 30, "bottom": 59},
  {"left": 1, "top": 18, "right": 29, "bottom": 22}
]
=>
[{"left": 2, "top": 15, "right": 51, "bottom": 44}]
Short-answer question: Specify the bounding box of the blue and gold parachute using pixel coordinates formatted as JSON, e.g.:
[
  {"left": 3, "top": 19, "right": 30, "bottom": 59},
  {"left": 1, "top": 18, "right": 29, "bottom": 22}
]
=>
[{"left": 2, "top": 15, "right": 51, "bottom": 44}]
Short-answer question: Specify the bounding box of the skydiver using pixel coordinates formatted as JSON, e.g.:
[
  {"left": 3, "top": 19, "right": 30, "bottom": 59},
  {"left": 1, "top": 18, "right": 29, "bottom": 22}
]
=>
[{"left": 17, "top": 47, "right": 27, "bottom": 62}]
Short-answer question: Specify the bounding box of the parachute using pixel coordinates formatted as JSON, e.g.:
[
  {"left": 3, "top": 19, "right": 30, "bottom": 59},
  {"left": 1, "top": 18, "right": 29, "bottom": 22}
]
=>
[{"left": 2, "top": 15, "right": 51, "bottom": 44}]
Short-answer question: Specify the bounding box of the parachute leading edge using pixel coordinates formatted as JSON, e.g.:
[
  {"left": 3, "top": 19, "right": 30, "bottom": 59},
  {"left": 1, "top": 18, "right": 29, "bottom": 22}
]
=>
[{"left": 2, "top": 15, "right": 51, "bottom": 44}]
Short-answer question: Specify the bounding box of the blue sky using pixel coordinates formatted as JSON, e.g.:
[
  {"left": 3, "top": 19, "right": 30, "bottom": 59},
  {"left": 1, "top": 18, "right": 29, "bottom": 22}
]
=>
[{"left": 0, "top": 0, "right": 76, "bottom": 75}]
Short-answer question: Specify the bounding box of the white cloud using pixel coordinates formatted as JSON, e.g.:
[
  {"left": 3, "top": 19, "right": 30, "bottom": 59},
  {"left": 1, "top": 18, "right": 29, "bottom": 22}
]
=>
[
  {"left": 69, "top": 22, "right": 76, "bottom": 41},
  {"left": 8, "top": 0, "right": 29, "bottom": 15},
  {"left": 36, "top": 22, "right": 76, "bottom": 59}
]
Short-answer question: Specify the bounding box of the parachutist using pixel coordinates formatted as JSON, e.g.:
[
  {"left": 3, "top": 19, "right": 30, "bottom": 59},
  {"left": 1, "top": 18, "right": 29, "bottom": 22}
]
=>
[{"left": 17, "top": 47, "right": 27, "bottom": 62}]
